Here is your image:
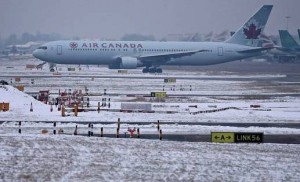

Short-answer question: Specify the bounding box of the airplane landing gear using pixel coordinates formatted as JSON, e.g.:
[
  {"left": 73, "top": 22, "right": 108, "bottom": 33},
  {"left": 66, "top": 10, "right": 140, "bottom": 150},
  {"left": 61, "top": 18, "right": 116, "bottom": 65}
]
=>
[
  {"left": 49, "top": 63, "right": 56, "bottom": 72},
  {"left": 156, "top": 68, "right": 162, "bottom": 73},
  {"left": 142, "top": 67, "right": 163, "bottom": 74},
  {"left": 142, "top": 67, "right": 149, "bottom": 73},
  {"left": 149, "top": 67, "right": 156, "bottom": 73}
]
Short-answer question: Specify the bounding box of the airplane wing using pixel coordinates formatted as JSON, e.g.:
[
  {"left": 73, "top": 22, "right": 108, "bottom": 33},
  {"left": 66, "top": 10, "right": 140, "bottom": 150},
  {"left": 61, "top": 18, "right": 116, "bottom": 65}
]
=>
[
  {"left": 274, "top": 46, "right": 293, "bottom": 52},
  {"left": 138, "top": 49, "right": 210, "bottom": 63},
  {"left": 274, "top": 46, "right": 300, "bottom": 52},
  {"left": 237, "top": 47, "right": 273, "bottom": 54}
]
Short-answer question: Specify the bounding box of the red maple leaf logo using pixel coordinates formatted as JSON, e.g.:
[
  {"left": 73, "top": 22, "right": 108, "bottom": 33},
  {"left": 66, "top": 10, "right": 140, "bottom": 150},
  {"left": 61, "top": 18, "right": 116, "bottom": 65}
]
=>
[
  {"left": 243, "top": 23, "right": 261, "bottom": 39},
  {"left": 70, "top": 42, "right": 78, "bottom": 49}
]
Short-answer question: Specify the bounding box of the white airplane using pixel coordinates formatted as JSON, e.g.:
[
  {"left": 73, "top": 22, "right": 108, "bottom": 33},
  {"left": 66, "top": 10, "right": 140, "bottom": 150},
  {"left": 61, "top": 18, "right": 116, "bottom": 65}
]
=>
[
  {"left": 7, "top": 41, "right": 43, "bottom": 54},
  {"left": 33, "top": 5, "right": 273, "bottom": 73}
]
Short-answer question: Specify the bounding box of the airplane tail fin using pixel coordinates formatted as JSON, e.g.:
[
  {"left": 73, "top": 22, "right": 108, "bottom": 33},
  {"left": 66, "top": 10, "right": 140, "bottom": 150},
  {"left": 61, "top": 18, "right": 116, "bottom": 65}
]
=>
[
  {"left": 279, "top": 30, "right": 299, "bottom": 48},
  {"left": 226, "top": 5, "right": 273, "bottom": 47}
]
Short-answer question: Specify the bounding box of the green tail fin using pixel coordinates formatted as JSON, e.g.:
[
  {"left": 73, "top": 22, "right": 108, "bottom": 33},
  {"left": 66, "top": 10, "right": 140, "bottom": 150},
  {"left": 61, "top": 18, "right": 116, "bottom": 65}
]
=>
[{"left": 279, "top": 30, "right": 299, "bottom": 48}]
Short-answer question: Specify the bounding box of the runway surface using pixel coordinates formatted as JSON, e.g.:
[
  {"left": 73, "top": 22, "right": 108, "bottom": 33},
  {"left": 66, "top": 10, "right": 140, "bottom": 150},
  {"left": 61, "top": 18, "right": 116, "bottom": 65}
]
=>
[{"left": 59, "top": 133, "right": 300, "bottom": 144}]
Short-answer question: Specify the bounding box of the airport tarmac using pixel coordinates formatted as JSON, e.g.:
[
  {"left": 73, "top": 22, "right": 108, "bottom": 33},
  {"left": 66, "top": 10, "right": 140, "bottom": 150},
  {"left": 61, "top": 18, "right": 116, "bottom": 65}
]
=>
[
  {"left": 1, "top": 56, "right": 300, "bottom": 181},
  {"left": 1, "top": 56, "right": 300, "bottom": 141},
  {"left": 62, "top": 133, "right": 300, "bottom": 144},
  {"left": 1, "top": 122, "right": 300, "bottom": 144},
  {"left": 1, "top": 59, "right": 300, "bottom": 97}
]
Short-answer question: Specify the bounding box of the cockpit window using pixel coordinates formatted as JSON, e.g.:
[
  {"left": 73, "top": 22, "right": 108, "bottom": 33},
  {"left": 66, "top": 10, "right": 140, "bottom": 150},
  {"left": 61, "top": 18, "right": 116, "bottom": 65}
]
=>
[{"left": 38, "top": 46, "right": 47, "bottom": 50}]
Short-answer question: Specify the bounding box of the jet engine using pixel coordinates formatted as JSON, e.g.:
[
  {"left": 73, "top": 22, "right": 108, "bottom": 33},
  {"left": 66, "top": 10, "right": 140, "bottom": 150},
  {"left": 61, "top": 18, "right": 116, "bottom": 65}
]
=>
[
  {"left": 120, "top": 57, "right": 138, "bottom": 69},
  {"left": 109, "top": 57, "right": 139, "bottom": 69}
]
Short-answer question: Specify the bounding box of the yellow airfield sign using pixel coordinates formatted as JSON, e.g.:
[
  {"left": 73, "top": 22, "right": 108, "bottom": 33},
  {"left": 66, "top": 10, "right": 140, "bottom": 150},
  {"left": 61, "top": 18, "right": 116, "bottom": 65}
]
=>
[
  {"left": 150, "top": 92, "right": 167, "bottom": 98},
  {"left": 211, "top": 132, "right": 264, "bottom": 143},
  {"left": 211, "top": 132, "right": 235, "bottom": 143}
]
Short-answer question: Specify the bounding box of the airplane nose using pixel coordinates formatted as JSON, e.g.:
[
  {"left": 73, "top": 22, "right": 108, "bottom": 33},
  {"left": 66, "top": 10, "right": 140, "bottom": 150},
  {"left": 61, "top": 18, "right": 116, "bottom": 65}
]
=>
[
  {"left": 33, "top": 49, "right": 41, "bottom": 59},
  {"left": 32, "top": 50, "right": 38, "bottom": 58}
]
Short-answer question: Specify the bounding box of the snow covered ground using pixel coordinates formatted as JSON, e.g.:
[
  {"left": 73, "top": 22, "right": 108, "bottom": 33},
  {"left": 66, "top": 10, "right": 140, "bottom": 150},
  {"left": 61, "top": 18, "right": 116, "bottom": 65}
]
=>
[
  {"left": 1, "top": 57, "right": 300, "bottom": 181},
  {"left": 0, "top": 135, "right": 299, "bottom": 181},
  {"left": 1, "top": 85, "right": 299, "bottom": 181},
  {"left": 1, "top": 85, "right": 300, "bottom": 134}
]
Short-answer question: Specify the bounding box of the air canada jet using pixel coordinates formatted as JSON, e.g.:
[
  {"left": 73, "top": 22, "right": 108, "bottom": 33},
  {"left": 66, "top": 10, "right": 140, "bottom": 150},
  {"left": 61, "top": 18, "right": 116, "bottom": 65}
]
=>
[{"left": 33, "top": 5, "right": 273, "bottom": 73}]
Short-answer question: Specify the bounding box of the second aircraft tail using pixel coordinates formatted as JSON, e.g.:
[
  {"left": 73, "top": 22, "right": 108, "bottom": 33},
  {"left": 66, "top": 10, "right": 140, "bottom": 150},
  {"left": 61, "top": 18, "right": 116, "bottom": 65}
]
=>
[{"left": 279, "top": 30, "right": 299, "bottom": 48}]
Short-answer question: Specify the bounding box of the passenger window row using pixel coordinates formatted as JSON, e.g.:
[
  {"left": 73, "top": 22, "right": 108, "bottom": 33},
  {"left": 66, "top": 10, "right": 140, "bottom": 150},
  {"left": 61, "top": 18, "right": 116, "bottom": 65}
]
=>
[{"left": 68, "top": 48, "right": 200, "bottom": 52}]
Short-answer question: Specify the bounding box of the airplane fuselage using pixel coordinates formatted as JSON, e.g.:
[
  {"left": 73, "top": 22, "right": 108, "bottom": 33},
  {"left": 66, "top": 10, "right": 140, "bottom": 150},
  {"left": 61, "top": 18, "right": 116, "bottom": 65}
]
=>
[{"left": 34, "top": 40, "right": 263, "bottom": 66}]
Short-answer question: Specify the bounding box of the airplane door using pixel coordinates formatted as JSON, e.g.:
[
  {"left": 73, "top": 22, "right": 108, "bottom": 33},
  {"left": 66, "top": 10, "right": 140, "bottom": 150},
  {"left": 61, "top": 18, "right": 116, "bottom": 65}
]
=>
[
  {"left": 218, "top": 47, "right": 223, "bottom": 56},
  {"left": 57, "top": 45, "right": 62, "bottom": 55}
]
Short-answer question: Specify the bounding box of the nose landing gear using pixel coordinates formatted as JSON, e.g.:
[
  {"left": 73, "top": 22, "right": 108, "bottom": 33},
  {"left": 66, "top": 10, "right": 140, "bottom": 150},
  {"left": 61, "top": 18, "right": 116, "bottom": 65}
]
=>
[{"left": 49, "top": 63, "right": 57, "bottom": 72}]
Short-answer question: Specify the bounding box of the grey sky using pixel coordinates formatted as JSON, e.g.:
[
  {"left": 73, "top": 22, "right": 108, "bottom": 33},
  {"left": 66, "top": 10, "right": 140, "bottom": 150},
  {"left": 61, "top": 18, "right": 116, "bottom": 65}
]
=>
[{"left": 0, "top": 0, "right": 299, "bottom": 40}]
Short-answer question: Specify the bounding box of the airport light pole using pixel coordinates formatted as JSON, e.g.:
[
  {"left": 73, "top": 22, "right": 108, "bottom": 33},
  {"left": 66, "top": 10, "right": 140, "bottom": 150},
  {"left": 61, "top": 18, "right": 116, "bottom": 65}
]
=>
[{"left": 286, "top": 16, "right": 291, "bottom": 30}]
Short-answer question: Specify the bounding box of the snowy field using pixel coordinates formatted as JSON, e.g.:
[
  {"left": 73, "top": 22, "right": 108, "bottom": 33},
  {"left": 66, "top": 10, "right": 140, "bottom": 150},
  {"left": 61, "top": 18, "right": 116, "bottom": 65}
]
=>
[
  {"left": 0, "top": 135, "right": 299, "bottom": 181},
  {"left": 1, "top": 56, "right": 300, "bottom": 181},
  {"left": 1, "top": 85, "right": 300, "bottom": 134}
]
